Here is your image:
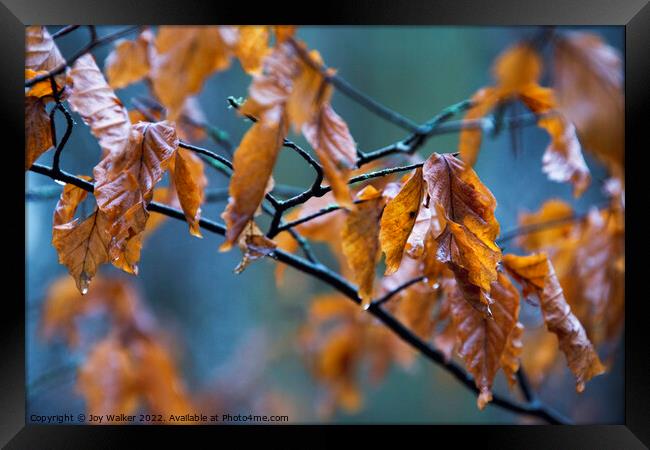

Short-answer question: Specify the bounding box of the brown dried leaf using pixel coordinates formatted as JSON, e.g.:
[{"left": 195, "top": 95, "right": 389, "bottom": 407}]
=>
[
  {"left": 274, "top": 26, "right": 297, "bottom": 43},
  {"left": 52, "top": 176, "right": 92, "bottom": 225},
  {"left": 52, "top": 207, "right": 112, "bottom": 295},
  {"left": 553, "top": 32, "right": 623, "bottom": 177},
  {"left": 423, "top": 153, "right": 501, "bottom": 316},
  {"left": 502, "top": 253, "right": 605, "bottom": 392},
  {"left": 240, "top": 42, "right": 297, "bottom": 124},
  {"left": 25, "top": 96, "right": 53, "bottom": 169},
  {"left": 93, "top": 121, "right": 179, "bottom": 273},
  {"left": 235, "top": 26, "right": 270, "bottom": 75},
  {"left": 25, "top": 26, "right": 66, "bottom": 85},
  {"left": 561, "top": 208, "right": 625, "bottom": 346},
  {"left": 516, "top": 199, "right": 575, "bottom": 251},
  {"left": 105, "top": 29, "right": 154, "bottom": 89},
  {"left": 41, "top": 275, "right": 147, "bottom": 346},
  {"left": 379, "top": 168, "right": 424, "bottom": 274},
  {"left": 152, "top": 26, "right": 234, "bottom": 120},
  {"left": 68, "top": 54, "right": 132, "bottom": 157},
  {"left": 77, "top": 336, "right": 140, "bottom": 416},
  {"left": 170, "top": 148, "right": 206, "bottom": 238},
  {"left": 286, "top": 48, "right": 333, "bottom": 132},
  {"left": 449, "top": 272, "right": 520, "bottom": 409},
  {"left": 25, "top": 68, "right": 59, "bottom": 99},
  {"left": 458, "top": 87, "right": 502, "bottom": 168},
  {"left": 221, "top": 117, "right": 287, "bottom": 250},
  {"left": 341, "top": 186, "right": 385, "bottom": 307},
  {"left": 492, "top": 42, "right": 542, "bottom": 91},
  {"left": 303, "top": 103, "right": 357, "bottom": 209}
]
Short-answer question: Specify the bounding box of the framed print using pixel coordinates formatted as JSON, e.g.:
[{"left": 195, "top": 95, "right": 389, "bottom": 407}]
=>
[{"left": 2, "top": 0, "right": 648, "bottom": 447}]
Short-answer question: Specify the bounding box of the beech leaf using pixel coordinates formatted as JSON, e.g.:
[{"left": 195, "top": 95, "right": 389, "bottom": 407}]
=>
[
  {"left": 553, "top": 32, "right": 623, "bottom": 177},
  {"left": 170, "top": 148, "right": 206, "bottom": 238},
  {"left": 25, "top": 96, "right": 53, "bottom": 169},
  {"left": 105, "top": 30, "right": 154, "bottom": 90},
  {"left": 221, "top": 117, "right": 287, "bottom": 250},
  {"left": 152, "top": 26, "right": 235, "bottom": 120},
  {"left": 93, "top": 121, "right": 179, "bottom": 273},
  {"left": 303, "top": 103, "right": 357, "bottom": 209},
  {"left": 286, "top": 48, "right": 333, "bottom": 132},
  {"left": 423, "top": 153, "right": 501, "bottom": 316},
  {"left": 502, "top": 253, "right": 605, "bottom": 392},
  {"left": 68, "top": 54, "right": 132, "bottom": 157},
  {"left": 52, "top": 207, "right": 112, "bottom": 295},
  {"left": 341, "top": 186, "right": 385, "bottom": 307},
  {"left": 379, "top": 168, "right": 424, "bottom": 275},
  {"left": 235, "top": 26, "right": 270, "bottom": 75},
  {"left": 449, "top": 272, "right": 520, "bottom": 409}
]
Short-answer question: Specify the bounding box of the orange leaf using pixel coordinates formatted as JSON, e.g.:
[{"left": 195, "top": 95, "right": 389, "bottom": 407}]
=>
[
  {"left": 286, "top": 48, "right": 333, "bottom": 132},
  {"left": 274, "top": 26, "right": 297, "bottom": 43},
  {"left": 93, "top": 121, "right": 179, "bottom": 273},
  {"left": 68, "top": 54, "right": 132, "bottom": 157},
  {"left": 341, "top": 188, "right": 385, "bottom": 307},
  {"left": 379, "top": 168, "right": 424, "bottom": 274},
  {"left": 52, "top": 176, "right": 92, "bottom": 225},
  {"left": 449, "top": 272, "right": 520, "bottom": 409},
  {"left": 104, "top": 29, "right": 154, "bottom": 89},
  {"left": 492, "top": 42, "right": 542, "bottom": 91},
  {"left": 516, "top": 199, "right": 575, "bottom": 251},
  {"left": 52, "top": 207, "right": 112, "bottom": 295},
  {"left": 24, "top": 96, "right": 53, "bottom": 169},
  {"left": 170, "top": 148, "right": 206, "bottom": 238},
  {"left": 130, "top": 338, "right": 194, "bottom": 415},
  {"left": 502, "top": 253, "right": 605, "bottom": 392},
  {"left": 553, "top": 32, "right": 623, "bottom": 177},
  {"left": 302, "top": 103, "right": 357, "bottom": 209},
  {"left": 25, "top": 69, "right": 57, "bottom": 98},
  {"left": 221, "top": 117, "right": 287, "bottom": 250},
  {"left": 41, "top": 275, "right": 145, "bottom": 345},
  {"left": 77, "top": 337, "right": 140, "bottom": 416},
  {"left": 423, "top": 153, "right": 501, "bottom": 316},
  {"left": 240, "top": 43, "right": 297, "bottom": 124},
  {"left": 152, "top": 26, "right": 235, "bottom": 120},
  {"left": 458, "top": 87, "right": 501, "bottom": 168},
  {"left": 235, "top": 26, "right": 270, "bottom": 75}
]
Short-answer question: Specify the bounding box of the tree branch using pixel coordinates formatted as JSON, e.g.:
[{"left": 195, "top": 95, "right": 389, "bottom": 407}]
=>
[{"left": 28, "top": 163, "right": 572, "bottom": 425}]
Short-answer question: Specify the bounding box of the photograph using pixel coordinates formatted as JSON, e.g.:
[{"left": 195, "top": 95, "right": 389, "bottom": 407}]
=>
[{"left": 23, "top": 24, "right": 626, "bottom": 427}]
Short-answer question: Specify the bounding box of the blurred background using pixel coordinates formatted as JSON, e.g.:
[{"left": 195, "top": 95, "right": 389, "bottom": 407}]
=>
[{"left": 26, "top": 25, "right": 623, "bottom": 424}]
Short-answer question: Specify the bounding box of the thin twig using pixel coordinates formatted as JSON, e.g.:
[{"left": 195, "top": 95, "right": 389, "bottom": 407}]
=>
[
  {"left": 370, "top": 276, "right": 426, "bottom": 308},
  {"left": 51, "top": 25, "right": 80, "bottom": 39}
]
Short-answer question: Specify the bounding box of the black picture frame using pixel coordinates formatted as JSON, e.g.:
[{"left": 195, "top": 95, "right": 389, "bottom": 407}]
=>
[{"left": 3, "top": 0, "right": 648, "bottom": 447}]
